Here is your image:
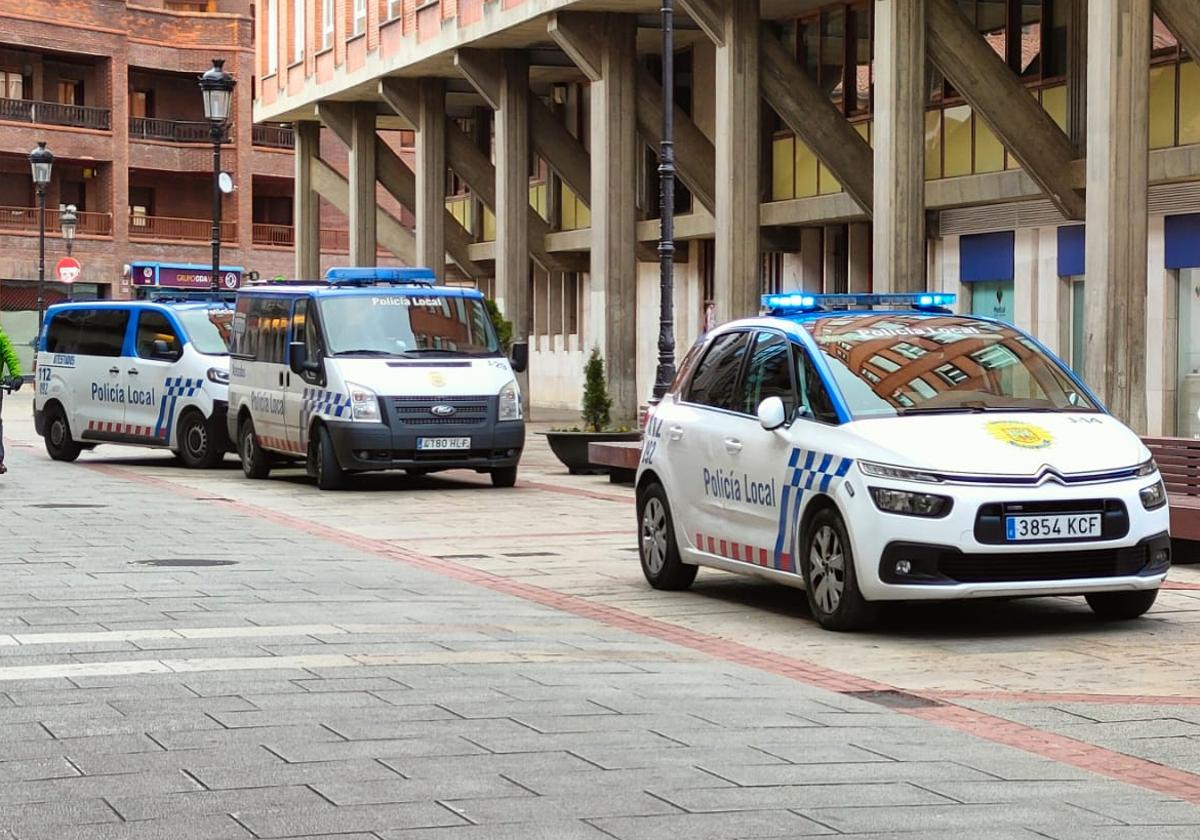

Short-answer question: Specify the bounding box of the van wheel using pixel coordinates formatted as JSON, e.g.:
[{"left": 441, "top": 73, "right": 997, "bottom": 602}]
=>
[
  {"left": 1086, "top": 589, "right": 1158, "bottom": 621},
  {"left": 238, "top": 418, "right": 271, "bottom": 479},
  {"left": 490, "top": 466, "right": 518, "bottom": 488},
  {"left": 637, "top": 483, "right": 696, "bottom": 590},
  {"left": 44, "top": 406, "right": 81, "bottom": 462},
  {"left": 313, "top": 424, "right": 346, "bottom": 491},
  {"left": 800, "top": 508, "right": 878, "bottom": 632},
  {"left": 177, "top": 411, "right": 222, "bottom": 469}
]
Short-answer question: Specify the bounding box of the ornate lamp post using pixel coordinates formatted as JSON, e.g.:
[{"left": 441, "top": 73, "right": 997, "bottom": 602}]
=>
[
  {"left": 198, "top": 58, "right": 236, "bottom": 292},
  {"left": 652, "top": 0, "right": 677, "bottom": 402},
  {"left": 28, "top": 141, "right": 53, "bottom": 330}
]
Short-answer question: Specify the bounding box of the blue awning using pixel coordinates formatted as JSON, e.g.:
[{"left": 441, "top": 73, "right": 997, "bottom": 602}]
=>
[
  {"left": 960, "top": 231, "right": 1015, "bottom": 283},
  {"left": 1057, "top": 225, "right": 1085, "bottom": 277},
  {"left": 1166, "top": 213, "right": 1200, "bottom": 270}
]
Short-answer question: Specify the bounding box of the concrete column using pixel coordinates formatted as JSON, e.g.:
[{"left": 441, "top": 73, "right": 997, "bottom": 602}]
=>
[
  {"left": 590, "top": 14, "right": 638, "bottom": 423},
  {"left": 496, "top": 51, "right": 531, "bottom": 341},
  {"left": 873, "top": 0, "right": 925, "bottom": 292},
  {"left": 823, "top": 225, "right": 845, "bottom": 293},
  {"left": 713, "top": 0, "right": 760, "bottom": 322},
  {"left": 1084, "top": 0, "right": 1150, "bottom": 430},
  {"left": 1145, "top": 215, "right": 1173, "bottom": 436},
  {"left": 1013, "top": 228, "right": 1038, "bottom": 335},
  {"left": 348, "top": 102, "right": 378, "bottom": 266},
  {"left": 848, "top": 222, "right": 871, "bottom": 293},
  {"left": 416, "top": 79, "right": 447, "bottom": 278},
  {"left": 799, "top": 227, "right": 822, "bottom": 292},
  {"left": 1033, "top": 225, "right": 1067, "bottom": 354},
  {"left": 293, "top": 121, "right": 321, "bottom": 280}
]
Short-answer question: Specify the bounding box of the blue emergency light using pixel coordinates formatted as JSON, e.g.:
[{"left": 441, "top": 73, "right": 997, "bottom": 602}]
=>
[
  {"left": 761, "top": 292, "right": 957, "bottom": 315},
  {"left": 324, "top": 266, "right": 437, "bottom": 286}
]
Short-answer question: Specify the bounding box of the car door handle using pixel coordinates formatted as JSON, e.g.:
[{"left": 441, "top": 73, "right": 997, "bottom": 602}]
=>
[
  {"left": 668, "top": 425, "right": 684, "bottom": 441},
  {"left": 724, "top": 438, "right": 743, "bottom": 453},
  {"left": 127, "top": 368, "right": 139, "bottom": 376},
  {"left": 108, "top": 367, "right": 119, "bottom": 375}
]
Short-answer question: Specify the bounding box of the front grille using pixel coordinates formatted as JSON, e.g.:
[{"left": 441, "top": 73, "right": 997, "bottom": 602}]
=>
[
  {"left": 974, "top": 499, "right": 1128, "bottom": 545},
  {"left": 390, "top": 395, "right": 491, "bottom": 427},
  {"left": 938, "top": 545, "right": 1149, "bottom": 583}
]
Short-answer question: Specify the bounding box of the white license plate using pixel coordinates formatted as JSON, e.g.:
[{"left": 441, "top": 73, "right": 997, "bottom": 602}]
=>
[
  {"left": 1005, "top": 513, "right": 1101, "bottom": 541},
  {"left": 417, "top": 437, "right": 471, "bottom": 451}
]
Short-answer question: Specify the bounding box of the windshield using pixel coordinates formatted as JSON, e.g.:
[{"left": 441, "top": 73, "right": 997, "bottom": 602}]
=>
[
  {"left": 318, "top": 294, "right": 500, "bottom": 357},
  {"left": 175, "top": 307, "right": 233, "bottom": 356},
  {"left": 803, "top": 314, "right": 1098, "bottom": 418}
]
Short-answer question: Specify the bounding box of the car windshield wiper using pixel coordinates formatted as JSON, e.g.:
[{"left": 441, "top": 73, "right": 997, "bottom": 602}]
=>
[
  {"left": 334, "top": 349, "right": 393, "bottom": 356},
  {"left": 898, "top": 406, "right": 984, "bottom": 415}
]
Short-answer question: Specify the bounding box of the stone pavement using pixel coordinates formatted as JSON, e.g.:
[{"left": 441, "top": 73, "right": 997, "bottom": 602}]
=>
[{"left": 2, "top": 391, "right": 1200, "bottom": 838}]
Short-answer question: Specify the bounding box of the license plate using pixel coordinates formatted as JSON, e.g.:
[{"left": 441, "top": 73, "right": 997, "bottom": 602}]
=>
[
  {"left": 417, "top": 437, "right": 471, "bottom": 451},
  {"left": 1005, "top": 513, "right": 1101, "bottom": 541}
]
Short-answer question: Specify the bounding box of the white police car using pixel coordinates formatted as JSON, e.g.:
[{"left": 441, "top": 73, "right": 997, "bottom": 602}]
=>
[
  {"left": 636, "top": 293, "right": 1170, "bottom": 631},
  {"left": 33, "top": 295, "right": 233, "bottom": 468}
]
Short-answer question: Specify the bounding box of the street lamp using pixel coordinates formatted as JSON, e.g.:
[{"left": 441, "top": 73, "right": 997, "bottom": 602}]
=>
[
  {"left": 651, "top": 1, "right": 677, "bottom": 402},
  {"left": 60, "top": 203, "right": 77, "bottom": 256},
  {"left": 198, "top": 57, "right": 235, "bottom": 292},
  {"left": 29, "top": 141, "right": 53, "bottom": 330}
]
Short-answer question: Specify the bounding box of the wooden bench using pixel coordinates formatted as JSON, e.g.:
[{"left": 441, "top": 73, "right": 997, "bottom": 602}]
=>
[
  {"left": 1143, "top": 437, "right": 1200, "bottom": 560},
  {"left": 588, "top": 441, "right": 640, "bottom": 484}
]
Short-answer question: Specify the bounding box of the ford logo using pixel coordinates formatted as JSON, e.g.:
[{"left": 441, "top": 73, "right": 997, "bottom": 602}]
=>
[{"left": 430, "top": 404, "right": 457, "bottom": 417}]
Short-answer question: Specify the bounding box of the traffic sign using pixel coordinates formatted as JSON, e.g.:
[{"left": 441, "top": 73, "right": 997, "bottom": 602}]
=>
[{"left": 55, "top": 256, "right": 81, "bottom": 284}]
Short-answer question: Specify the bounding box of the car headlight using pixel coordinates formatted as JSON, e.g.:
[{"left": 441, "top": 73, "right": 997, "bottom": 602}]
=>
[
  {"left": 1135, "top": 458, "right": 1158, "bottom": 477},
  {"left": 498, "top": 378, "right": 522, "bottom": 421},
  {"left": 868, "top": 486, "right": 953, "bottom": 517},
  {"left": 1140, "top": 480, "right": 1167, "bottom": 510},
  {"left": 346, "top": 381, "right": 380, "bottom": 422},
  {"left": 859, "top": 460, "right": 941, "bottom": 483},
  {"left": 206, "top": 367, "right": 229, "bottom": 385}
]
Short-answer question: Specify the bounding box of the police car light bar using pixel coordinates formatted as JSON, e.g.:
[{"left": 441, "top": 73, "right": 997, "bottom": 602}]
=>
[
  {"left": 761, "top": 292, "right": 957, "bottom": 314},
  {"left": 324, "top": 266, "right": 437, "bottom": 286}
]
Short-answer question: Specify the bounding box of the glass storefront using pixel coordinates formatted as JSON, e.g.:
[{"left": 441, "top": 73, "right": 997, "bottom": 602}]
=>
[{"left": 968, "top": 279, "right": 1014, "bottom": 323}]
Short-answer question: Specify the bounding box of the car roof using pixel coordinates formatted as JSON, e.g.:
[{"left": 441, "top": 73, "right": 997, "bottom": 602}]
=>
[
  {"left": 45, "top": 300, "right": 229, "bottom": 313},
  {"left": 236, "top": 284, "right": 484, "bottom": 299}
]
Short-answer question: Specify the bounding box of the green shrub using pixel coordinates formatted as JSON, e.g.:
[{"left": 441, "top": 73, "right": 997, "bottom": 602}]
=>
[
  {"left": 484, "top": 298, "right": 512, "bottom": 352},
  {"left": 581, "top": 347, "right": 612, "bottom": 433}
]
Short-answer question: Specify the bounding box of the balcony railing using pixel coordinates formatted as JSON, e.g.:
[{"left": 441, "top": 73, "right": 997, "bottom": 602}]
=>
[
  {"left": 0, "top": 97, "right": 111, "bottom": 130},
  {"left": 320, "top": 228, "right": 350, "bottom": 252},
  {"left": 253, "top": 124, "right": 294, "bottom": 149},
  {"left": 253, "top": 222, "right": 294, "bottom": 247},
  {"left": 130, "top": 214, "right": 235, "bottom": 242},
  {"left": 130, "top": 117, "right": 230, "bottom": 144},
  {"left": 0, "top": 205, "right": 112, "bottom": 236}
]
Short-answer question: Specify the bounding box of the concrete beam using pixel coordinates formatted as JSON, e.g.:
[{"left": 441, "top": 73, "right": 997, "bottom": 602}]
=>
[
  {"left": 293, "top": 121, "right": 321, "bottom": 280},
  {"left": 635, "top": 64, "right": 716, "bottom": 214},
  {"left": 348, "top": 102, "right": 377, "bottom": 266},
  {"left": 926, "top": 0, "right": 1085, "bottom": 220},
  {"left": 1155, "top": 0, "right": 1200, "bottom": 71},
  {"left": 416, "top": 78, "right": 447, "bottom": 280},
  {"left": 319, "top": 100, "right": 484, "bottom": 278},
  {"left": 678, "top": 0, "right": 725, "bottom": 46},
  {"left": 760, "top": 24, "right": 873, "bottom": 216},
  {"left": 453, "top": 49, "right": 502, "bottom": 110},
  {"left": 547, "top": 13, "right": 604, "bottom": 82},
  {"left": 311, "top": 157, "right": 414, "bottom": 262}
]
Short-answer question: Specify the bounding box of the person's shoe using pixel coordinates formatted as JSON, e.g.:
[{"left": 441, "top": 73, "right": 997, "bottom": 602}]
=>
[{"left": 0, "top": 463, "right": 7, "bottom": 474}]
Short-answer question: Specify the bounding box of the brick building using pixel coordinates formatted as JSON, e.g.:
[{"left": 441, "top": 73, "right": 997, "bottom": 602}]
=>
[{"left": 0, "top": 0, "right": 407, "bottom": 369}]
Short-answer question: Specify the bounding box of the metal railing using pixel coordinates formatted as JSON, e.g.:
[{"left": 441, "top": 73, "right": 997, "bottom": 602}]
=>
[
  {"left": 0, "top": 205, "right": 112, "bottom": 236},
  {"left": 320, "top": 228, "right": 350, "bottom": 252},
  {"left": 252, "top": 124, "right": 294, "bottom": 148},
  {"left": 0, "top": 97, "right": 111, "bottom": 130},
  {"left": 129, "top": 116, "right": 230, "bottom": 143},
  {"left": 252, "top": 223, "right": 294, "bottom": 247},
  {"left": 129, "top": 213, "right": 235, "bottom": 242}
]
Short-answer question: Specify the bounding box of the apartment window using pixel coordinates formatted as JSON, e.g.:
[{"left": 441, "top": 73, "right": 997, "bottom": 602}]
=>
[
  {"left": 57, "top": 80, "right": 82, "bottom": 107},
  {"left": 293, "top": 0, "right": 305, "bottom": 61},
  {"left": 0, "top": 70, "right": 24, "bottom": 100},
  {"left": 321, "top": 0, "right": 334, "bottom": 49},
  {"left": 266, "top": 0, "right": 279, "bottom": 74},
  {"left": 353, "top": 0, "right": 367, "bottom": 36},
  {"left": 387, "top": 0, "right": 402, "bottom": 20}
]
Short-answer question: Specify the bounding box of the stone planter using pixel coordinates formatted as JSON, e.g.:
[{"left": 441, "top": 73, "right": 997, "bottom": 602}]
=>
[{"left": 541, "top": 431, "right": 641, "bottom": 474}]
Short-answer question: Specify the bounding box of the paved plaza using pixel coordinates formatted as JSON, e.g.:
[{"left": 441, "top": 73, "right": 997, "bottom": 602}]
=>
[{"left": 3, "top": 391, "right": 1200, "bottom": 838}]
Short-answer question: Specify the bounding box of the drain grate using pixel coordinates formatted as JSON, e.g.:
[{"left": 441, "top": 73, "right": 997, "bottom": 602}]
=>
[
  {"left": 134, "top": 559, "right": 238, "bottom": 568},
  {"left": 28, "top": 503, "right": 108, "bottom": 509},
  {"left": 842, "top": 689, "right": 944, "bottom": 709},
  {"left": 501, "top": 551, "right": 559, "bottom": 558}
]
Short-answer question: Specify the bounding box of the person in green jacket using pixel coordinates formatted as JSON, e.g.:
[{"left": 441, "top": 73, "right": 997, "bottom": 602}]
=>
[{"left": 0, "top": 325, "right": 23, "bottom": 474}]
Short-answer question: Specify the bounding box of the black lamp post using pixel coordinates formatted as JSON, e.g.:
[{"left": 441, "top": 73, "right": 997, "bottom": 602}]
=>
[
  {"left": 198, "top": 58, "right": 235, "bottom": 292},
  {"left": 60, "top": 203, "right": 77, "bottom": 301},
  {"left": 29, "top": 141, "right": 53, "bottom": 330},
  {"left": 652, "top": 0, "right": 677, "bottom": 402}
]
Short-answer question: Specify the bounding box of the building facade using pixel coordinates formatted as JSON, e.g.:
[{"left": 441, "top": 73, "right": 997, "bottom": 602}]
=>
[
  {"left": 255, "top": 0, "right": 1200, "bottom": 436},
  {"left": 0, "top": 0, "right": 408, "bottom": 370}
]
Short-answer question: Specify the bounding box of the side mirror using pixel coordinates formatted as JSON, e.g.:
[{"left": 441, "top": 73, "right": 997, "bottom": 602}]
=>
[
  {"left": 152, "top": 339, "right": 179, "bottom": 361},
  {"left": 757, "top": 396, "right": 787, "bottom": 431},
  {"left": 509, "top": 340, "right": 529, "bottom": 374},
  {"left": 289, "top": 341, "right": 310, "bottom": 374}
]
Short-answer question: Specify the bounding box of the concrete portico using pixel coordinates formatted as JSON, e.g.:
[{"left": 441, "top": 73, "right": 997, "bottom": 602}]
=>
[{"left": 262, "top": 0, "right": 1200, "bottom": 432}]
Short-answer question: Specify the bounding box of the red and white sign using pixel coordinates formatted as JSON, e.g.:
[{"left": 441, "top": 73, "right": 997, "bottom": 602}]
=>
[{"left": 55, "top": 256, "right": 81, "bottom": 285}]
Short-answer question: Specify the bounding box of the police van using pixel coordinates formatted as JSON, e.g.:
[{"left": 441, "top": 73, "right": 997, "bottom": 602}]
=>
[
  {"left": 33, "top": 294, "right": 233, "bottom": 467},
  {"left": 636, "top": 292, "right": 1170, "bottom": 631},
  {"left": 226, "top": 267, "right": 528, "bottom": 490}
]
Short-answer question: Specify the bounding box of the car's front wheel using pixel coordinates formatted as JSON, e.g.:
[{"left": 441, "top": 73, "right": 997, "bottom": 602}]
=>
[
  {"left": 176, "top": 410, "right": 222, "bottom": 469},
  {"left": 312, "top": 424, "right": 346, "bottom": 491},
  {"left": 637, "top": 483, "right": 696, "bottom": 590},
  {"left": 800, "top": 507, "right": 878, "bottom": 631},
  {"left": 1086, "top": 589, "right": 1158, "bottom": 621}
]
